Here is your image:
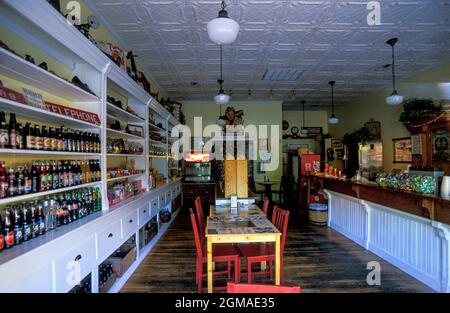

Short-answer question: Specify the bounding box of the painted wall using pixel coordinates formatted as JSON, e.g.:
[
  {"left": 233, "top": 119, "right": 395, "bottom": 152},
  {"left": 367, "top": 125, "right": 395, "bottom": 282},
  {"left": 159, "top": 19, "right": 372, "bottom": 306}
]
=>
[
  {"left": 329, "top": 62, "right": 450, "bottom": 172},
  {"left": 182, "top": 101, "right": 283, "bottom": 182},
  {"left": 282, "top": 110, "right": 329, "bottom": 137}
]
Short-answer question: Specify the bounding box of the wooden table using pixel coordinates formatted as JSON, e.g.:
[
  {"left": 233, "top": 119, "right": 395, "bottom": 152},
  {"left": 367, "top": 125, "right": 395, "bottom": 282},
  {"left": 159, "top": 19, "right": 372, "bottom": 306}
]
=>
[
  {"left": 256, "top": 181, "right": 279, "bottom": 202},
  {"left": 205, "top": 204, "right": 281, "bottom": 293}
]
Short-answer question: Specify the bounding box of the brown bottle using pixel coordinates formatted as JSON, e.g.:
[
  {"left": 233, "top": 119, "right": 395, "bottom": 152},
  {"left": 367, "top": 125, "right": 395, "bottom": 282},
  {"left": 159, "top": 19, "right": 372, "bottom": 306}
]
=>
[
  {"left": 42, "top": 126, "right": 51, "bottom": 151},
  {"left": 0, "top": 112, "right": 9, "bottom": 149},
  {"left": 35, "top": 124, "right": 43, "bottom": 150},
  {"left": 8, "top": 113, "right": 17, "bottom": 149},
  {"left": 25, "top": 123, "right": 36, "bottom": 150}
]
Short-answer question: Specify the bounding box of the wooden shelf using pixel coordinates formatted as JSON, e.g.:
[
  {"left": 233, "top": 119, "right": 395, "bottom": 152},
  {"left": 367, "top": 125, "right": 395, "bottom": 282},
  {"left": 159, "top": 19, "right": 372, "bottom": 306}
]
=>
[
  {"left": 0, "top": 48, "right": 99, "bottom": 102},
  {"left": 0, "top": 181, "right": 102, "bottom": 206},
  {"left": 0, "top": 149, "right": 101, "bottom": 157},
  {"left": 106, "top": 128, "right": 145, "bottom": 140},
  {"left": 107, "top": 173, "right": 145, "bottom": 183},
  {"left": 148, "top": 139, "right": 167, "bottom": 145},
  {"left": 148, "top": 122, "right": 165, "bottom": 132},
  {"left": 107, "top": 102, "right": 145, "bottom": 123},
  {"left": 148, "top": 155, "right": 168, "bottom": 158},
  {"left": 107, "top": 153, "right": 145, "bottom": 157}
]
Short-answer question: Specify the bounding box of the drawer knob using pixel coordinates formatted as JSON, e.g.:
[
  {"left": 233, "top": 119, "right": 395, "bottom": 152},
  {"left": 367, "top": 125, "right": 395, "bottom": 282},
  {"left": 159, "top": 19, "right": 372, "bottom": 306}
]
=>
[
  {"left": 144, "top": 210, "right": 147, "bottom": 213},
  {"left": 108, "top": 233, "right": 113, "bottom": 238},
  {"left": 129, "top": 219, "right": 133, "bottom": 223},
  {"left": 75, "top": 254, "right": 82, "bottom": 261}
]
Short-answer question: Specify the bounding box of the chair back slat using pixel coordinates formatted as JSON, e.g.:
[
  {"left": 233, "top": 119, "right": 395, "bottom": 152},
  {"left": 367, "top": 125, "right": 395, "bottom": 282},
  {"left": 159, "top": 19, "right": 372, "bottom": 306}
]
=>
[
  {"left": 262, "top": 197, "right": 269, "bottom": 216},
  {"left": 227, "top": 282, "right": 301, "bottom": 293},
  {"left": 280, "top": 209, "right": 290, "bottom": 255},
  {"left": 189, "top": 208, "right": 204, "bottom": 259},
  {"left": 194, "top": 196, "right": 206, "bottom": 237}
]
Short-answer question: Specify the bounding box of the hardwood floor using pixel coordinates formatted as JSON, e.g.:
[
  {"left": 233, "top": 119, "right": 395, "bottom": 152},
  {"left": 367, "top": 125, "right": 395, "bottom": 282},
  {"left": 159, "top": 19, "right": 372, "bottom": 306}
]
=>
[{"left": 121, "top": 210, "right": 434, "bottom": 293}]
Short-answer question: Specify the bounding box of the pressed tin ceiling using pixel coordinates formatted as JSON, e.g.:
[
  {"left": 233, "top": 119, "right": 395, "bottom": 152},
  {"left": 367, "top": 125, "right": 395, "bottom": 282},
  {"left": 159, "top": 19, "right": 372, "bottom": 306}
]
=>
[{"left": 88, "top": 0, "right": 450, "bottom": 109}]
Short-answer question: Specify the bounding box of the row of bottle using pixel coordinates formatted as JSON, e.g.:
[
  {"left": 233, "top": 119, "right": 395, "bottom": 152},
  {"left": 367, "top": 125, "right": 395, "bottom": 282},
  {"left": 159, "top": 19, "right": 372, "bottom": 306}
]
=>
[
  {"left": 0, "top": 112, "right": 101, "bottom": 153},
  {"left": 0, "top": 187, "right": 102, "bottom": 251},
  {"left": 99, "top": 263, "right": 114, "bottom": 289},
  {"left": 0, "top": 160, "right": 101, "bottom": 199}
]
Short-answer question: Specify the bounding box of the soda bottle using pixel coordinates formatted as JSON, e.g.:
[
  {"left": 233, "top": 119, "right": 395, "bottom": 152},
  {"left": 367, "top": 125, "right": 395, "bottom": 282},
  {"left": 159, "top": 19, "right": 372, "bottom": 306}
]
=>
[
  {"left": 13, "top": 206, "right": 23, "bottom": 245},
  {"left": 3, "top": 207, "right": 14, "bottom": 249}
]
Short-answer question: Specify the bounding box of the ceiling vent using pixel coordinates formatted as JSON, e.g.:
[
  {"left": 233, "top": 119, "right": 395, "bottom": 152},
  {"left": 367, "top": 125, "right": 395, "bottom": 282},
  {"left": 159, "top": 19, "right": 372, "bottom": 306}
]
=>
[{"left": 262, "top": 68, "right": 304, "bottom": 81}]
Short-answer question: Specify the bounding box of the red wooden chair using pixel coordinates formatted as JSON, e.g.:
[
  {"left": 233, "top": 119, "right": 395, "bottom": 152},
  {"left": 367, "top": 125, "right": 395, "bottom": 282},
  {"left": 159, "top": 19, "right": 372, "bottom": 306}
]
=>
[
  {"left": 189, "top": 208, "right": 241, "bottom": 292},
  {"left": 227, "top": 282, "right": 301, "bottom": 293},
  {"left": 194, "top": 196, "right": 206, "bottom": 237},
  {"left": 262, "top": 197, "right": 270, "bottom": 216},
  {"left": 238, "top": 208, "right": 290, "bottom": 284},
  {"left": 271, "top": 205, "right": 281, "bottom": 225}
]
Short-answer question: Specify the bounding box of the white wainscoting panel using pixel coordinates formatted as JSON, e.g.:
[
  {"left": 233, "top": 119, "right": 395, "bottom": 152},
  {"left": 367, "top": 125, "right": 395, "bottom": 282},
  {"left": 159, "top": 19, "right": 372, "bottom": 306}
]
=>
[
  {"left": 368, "top": 203, "right": 443, "bottom": 292},
  {"left": 326, "top": 191, "right": 367, "bottom": 248},
  {"left": 324, "top": 189, "right": 450, "bottom": 293}
]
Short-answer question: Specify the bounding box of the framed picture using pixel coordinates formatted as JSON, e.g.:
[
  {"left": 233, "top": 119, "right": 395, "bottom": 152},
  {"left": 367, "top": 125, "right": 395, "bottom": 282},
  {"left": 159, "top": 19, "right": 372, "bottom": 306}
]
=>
[
  {"left": 365, "top": 119, "right": 381, "bottom": 139},
  {"left": 331, "top": 139, "right": 343, "bottom": 149},
  {"left": 335, "top": 148, "right": 344, "bottom": 160},
  {"left": 126, "top": 124, "right": 144, "bottom": 137},
  {"left": 302, "top": 127, "right": 322, "bottom": 138},
  {"left": 393, "top": 137, "right": 412, "bottom": 163}
]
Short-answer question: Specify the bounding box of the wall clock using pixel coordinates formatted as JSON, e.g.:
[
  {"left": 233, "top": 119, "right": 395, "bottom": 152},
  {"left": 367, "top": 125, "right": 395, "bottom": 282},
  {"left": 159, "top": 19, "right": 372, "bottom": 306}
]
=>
[{"left": 291, "top": 126, "right": 299, "bottom": 136}]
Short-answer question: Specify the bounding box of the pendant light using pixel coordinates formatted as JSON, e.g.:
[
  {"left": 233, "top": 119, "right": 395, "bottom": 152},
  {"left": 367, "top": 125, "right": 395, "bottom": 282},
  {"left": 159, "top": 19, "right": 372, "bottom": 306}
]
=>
[
  {"left": 207, "top": 1, "right": 239, "bottom": 45},
  {"left": 214, "top": 45, "right": 230, "bottom": 105},
  {"left": 301, "top": 100, "right": 308, "bottom": 134},
  {"left": 328, "top": 81, "right": 339, "bottom": 125},
  {"left": 385, "top": 37, "right": 404, "bottom": 106}
]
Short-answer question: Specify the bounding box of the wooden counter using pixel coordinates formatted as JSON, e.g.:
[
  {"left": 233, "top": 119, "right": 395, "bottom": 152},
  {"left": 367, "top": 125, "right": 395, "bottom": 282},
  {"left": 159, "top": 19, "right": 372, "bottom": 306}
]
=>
[{"left": 305, "top": 175, "right": 450, "bottom": 224}]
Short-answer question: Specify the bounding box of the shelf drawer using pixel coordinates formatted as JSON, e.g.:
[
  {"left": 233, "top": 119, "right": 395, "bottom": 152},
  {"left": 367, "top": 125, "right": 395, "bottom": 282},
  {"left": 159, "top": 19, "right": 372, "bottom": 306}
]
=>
[
  {"left": 150, "top": 197, "right": 159, "bottom": 217},
  {"left": 159, "top": 193, "right": 166, "bottom": 208},
  {"left": 54, "top": 236, "right": 96, "bottom": 293},
  {"left": 138, "top": 204, "right": 151, "bottom": 227},
  {"left": 122, "top": 209, "right": 138, "bottom": 239},
  {"left": 166, "top": 190, "right": 172, "bottom": 202},
  {"left": 97, "top": 220, "right": 122, "bottom": 260}
]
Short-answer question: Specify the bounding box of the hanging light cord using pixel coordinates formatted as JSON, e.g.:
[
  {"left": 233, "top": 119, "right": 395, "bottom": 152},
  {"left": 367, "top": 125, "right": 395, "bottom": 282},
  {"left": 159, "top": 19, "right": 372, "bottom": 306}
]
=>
[
  {"left": 221, "top": 1, "right": 226, "bottom": 10},
  {"left": 391, "top": 43, "right": 397, "bottom": 92},
  {"left": 331, "top": 83, "right": 335, "bottom": 114},
  {"left": 302, "top": 100, "right": 305, "bottom": 128},
  {"left": 220, "top": 45, "right": 223, "bottom": 84}
]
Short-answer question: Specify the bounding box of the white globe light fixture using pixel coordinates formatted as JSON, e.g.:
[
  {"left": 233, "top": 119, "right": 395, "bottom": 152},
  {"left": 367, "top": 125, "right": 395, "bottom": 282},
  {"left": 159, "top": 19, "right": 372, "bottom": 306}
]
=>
[
  {"left": 214, "top": 81, "right": 230, "bottom": 105},
  {"left": 207, "top": 1, "right": 239, "bottom": 45},
  {"left": 385, "top": 37, "right": 404, "bottom": 106},
  {"left": 328, "top": 81, "right": 339, "bottom": 125}
]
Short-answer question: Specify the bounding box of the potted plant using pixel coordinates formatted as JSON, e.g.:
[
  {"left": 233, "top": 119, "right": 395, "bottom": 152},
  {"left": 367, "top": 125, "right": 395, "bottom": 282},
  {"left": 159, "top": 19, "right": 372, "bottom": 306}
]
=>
[{"left": 399, "top": 98, "right": 443, "bottom": 130}]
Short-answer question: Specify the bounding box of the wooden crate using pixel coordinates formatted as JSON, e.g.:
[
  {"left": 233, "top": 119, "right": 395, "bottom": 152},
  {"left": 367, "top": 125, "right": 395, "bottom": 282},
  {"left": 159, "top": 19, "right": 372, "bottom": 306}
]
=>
[
  {"left": 224, "top": 160, "right": 248, "bottom": 198},
  {"left": 109, "top": 245, "right": 136, "bottom": 277}
]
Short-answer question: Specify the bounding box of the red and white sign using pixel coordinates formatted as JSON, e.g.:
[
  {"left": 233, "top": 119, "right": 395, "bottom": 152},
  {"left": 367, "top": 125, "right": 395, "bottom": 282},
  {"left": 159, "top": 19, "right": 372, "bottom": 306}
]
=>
[{"left": 0, "top": 82, "right": 101, "bottom": 126}]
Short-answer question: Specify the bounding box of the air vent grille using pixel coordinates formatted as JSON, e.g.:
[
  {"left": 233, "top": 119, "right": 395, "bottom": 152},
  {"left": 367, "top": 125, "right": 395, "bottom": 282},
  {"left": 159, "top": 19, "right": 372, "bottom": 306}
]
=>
[{"left": 262, "top": 68, "right": 304, "bottom": 81}]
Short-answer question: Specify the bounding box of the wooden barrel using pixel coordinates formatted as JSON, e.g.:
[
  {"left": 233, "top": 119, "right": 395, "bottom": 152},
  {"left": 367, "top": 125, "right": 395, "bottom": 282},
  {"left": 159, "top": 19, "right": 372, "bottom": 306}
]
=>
[{"left": 309, "top": 203, "right": 328, "bottom": 226}]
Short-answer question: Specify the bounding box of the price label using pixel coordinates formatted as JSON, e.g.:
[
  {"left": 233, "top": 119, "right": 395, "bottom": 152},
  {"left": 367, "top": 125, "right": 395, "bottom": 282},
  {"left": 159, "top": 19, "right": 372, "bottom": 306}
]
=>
[{"left": 23, "top": 88, "right": 46, "bottom": 110}]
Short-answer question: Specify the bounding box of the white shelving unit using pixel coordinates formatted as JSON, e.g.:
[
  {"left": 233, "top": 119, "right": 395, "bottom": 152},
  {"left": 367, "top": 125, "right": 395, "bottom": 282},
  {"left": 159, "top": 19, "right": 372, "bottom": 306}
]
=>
[
  {"left": 0, "top": 0, "right": 183, "bottom": 294},
  {"left": 0, "top": 181, "right": 102, "bottom": 206}
]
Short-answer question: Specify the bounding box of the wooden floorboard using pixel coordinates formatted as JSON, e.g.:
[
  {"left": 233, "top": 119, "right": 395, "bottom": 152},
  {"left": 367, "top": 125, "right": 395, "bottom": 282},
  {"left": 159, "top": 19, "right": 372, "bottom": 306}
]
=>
[{"left": 121, "top": 211, "right": 434, "bottom": 293}]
